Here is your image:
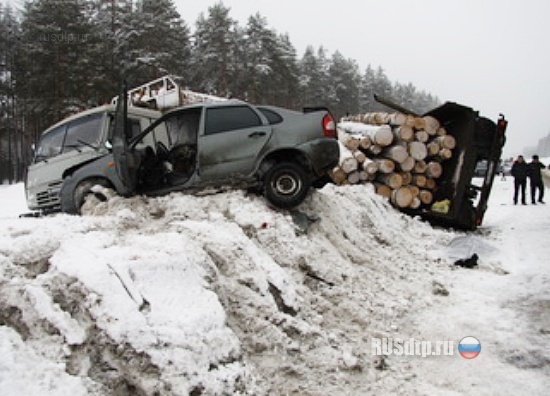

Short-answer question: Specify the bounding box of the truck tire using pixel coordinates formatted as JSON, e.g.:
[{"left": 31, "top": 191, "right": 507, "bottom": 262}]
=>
[
  {"left": 263, "top": 162, "right": 311, "bottom": 208},
  {"left": 74, "top": 178, "right": 111, "bottom": 215}
]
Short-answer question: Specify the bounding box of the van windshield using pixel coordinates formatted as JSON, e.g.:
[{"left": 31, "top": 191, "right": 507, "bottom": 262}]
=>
[{"left": 34, "top": 113, "right": 104, "bottom": 162}]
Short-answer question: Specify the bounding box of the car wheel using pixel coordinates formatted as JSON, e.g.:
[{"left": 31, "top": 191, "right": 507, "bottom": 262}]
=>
[
  {"left": 74, "top": 179, "right": 111, "bottom": 215},
  {"left": 263, "top": 162, "right": 311, "bottom": 208}
]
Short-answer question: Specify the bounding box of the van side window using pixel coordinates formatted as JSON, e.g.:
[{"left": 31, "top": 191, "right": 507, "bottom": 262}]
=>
[
  {"left": 63, "top": 113, "right": 104, "bottom": 152},
  {"left": 129, "top": 118, "right": 142, "bottom": 138},
  {"left": 35, "top": 125, "right": 66, "bottom": 161},
  {"left": 205, "top": 106, "right": 261, "bottom": 135},
  {"left": 132, "top": 118, "right": 156, "bottom": 149},
  {"left": 107, "top": 114, "right": 142, "bottom": 140}
]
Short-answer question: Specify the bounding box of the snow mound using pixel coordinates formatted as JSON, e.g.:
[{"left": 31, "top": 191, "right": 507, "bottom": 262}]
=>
[{"left": 0, "top": 185, "right": 455, "bottom": 395}]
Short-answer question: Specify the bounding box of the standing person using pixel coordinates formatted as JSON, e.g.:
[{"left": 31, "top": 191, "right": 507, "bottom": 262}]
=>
[
  {"left": 511, "top": 155, "right": 528, "bottom": 205},
  {"left": 528, "top": 155, "right": 546, "bottom": 204}
]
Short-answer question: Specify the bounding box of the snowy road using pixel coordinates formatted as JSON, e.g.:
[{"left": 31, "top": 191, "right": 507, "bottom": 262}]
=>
[{"left": 398, "top": 178, "right": 550, "bottom": 395}]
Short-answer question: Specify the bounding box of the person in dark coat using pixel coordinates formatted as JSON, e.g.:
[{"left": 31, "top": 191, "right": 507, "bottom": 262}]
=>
[
  {"left": 528, "top": 154, "right": 546, "bottom": 204},
  {"left": 511, "top": 155, "right": 528, "bottom": 205}
]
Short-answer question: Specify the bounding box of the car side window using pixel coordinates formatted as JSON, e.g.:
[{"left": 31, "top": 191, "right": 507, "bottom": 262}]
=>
[
  {"left": 257, "top": 107, "right": 283, "bottom": 125},
  {"left": 205, "top": 106, "right": 262, "bottom": 135}
]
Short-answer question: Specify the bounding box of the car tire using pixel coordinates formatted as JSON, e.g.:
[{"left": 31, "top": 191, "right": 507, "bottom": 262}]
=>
[
  {"left": 263, "top": 162, "right": 311, "bottom": 208},
  {"left": 74, "top": 179, "right": 111, "bottom": 215}
]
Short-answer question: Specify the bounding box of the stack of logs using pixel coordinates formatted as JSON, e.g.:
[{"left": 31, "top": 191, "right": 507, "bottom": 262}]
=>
[{"left": 330, "top": 112, "right": 456, "bottom": 209}]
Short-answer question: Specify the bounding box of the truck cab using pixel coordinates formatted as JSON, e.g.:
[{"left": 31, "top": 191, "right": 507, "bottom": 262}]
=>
[{"left": 25, "top": 105, "right": 164, "bottom": 212}]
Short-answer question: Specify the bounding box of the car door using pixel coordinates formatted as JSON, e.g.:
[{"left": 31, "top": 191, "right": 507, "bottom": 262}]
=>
[
  {"left": 199, "top": 104, "right": 272, "bottom": 181},
  {"left": 112, "top": 93, "right": 139, "bottom": 193}
]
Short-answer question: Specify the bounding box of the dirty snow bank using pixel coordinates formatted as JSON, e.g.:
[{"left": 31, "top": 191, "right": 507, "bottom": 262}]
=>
[{"left": 0, "top": 184, "right": 455, "bottom": 395}]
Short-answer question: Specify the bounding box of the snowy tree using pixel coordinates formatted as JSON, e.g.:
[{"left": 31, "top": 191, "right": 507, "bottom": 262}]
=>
[
  {"left": 359, "top": 65, "right": 376, "bottom": 111},
  {"left": 315, "top": 47, "right": 333, "bottom": 105},
  {"left": 0, "top": 5, "right": 14, "bottom": 119},
  {"left": 298, "top": 46, "right": 332, "bottom": 108},
  {"left": 327, "top": 51, "right": 361, "bottom": 119},
  {"left": 242, "top": 14, "right": 298, "bottom": 106},
  {"left": 371, "top": 66, "right": 393, "bottom": 111},
  {"left": 413, "top": 90, "right": 440, "bottom": 114},
  {"left": 298, "top": 46, "right": 319, "bottom": 106},
  {"left": 360, "top": 66, "right": 440, "bottom": 114},
  {"left": 0, "top": 4, "right": 21, "bottom": 182},
  {"left": 128, "top": 0, "right": 191, "bottom": 85},
  {"left": 87, "top": 0, "right": 136, "bottom": 100},
  {"left": 190, "top": 3, "right": 239, "bottom": 96},
  {"left": 269, "top": 33, "right": 299, "bottom": 107},
  {"left": 18, "top": 0, "right": 97, "bottom": 119},
  {"left": 241, "top": 13, "right": 275, "bottom": 103},
  {"left": 85, "top": 0, "right": 190, "bottom": 101},
  {"left": 392, "top": 81, "right": 418, "bottom": 111}
]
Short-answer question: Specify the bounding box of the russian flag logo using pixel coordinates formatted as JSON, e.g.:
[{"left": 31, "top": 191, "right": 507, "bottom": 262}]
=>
[{"left": 458, "top": 336, "right": 481, "bottom": 359}]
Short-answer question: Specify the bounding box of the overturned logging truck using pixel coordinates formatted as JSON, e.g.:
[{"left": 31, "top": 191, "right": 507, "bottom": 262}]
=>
[{"left": 333, "top": 96, "right": 508, "bottom": 230}]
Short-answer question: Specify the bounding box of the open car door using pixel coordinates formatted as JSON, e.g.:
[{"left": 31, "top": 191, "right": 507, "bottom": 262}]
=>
[{"left": 112, "top": 83, "right": 139, "bottom": 193}]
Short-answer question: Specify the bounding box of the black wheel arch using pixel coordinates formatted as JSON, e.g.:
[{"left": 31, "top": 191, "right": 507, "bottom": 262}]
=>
[
  {"left": 62, "top": 176, "right": 115, "bottom": 215},
  {"left": 258, "top": 148, "right": 312, "bottom": 179},
  {"left": 61, "top": 155, "right": 109, "bottom": 180}
]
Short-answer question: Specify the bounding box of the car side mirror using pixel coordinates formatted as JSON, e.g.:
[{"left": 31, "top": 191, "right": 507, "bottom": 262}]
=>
[{"left": 105, "top": 140, "right": 112, "bottom": 150}]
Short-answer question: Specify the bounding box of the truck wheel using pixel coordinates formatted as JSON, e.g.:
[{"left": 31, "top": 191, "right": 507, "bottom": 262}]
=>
[
  {"left": 74, "top": 179, "right": 111, "bottom": 215},
  {"left": 264, "top": 162, "right": 311, "bottom": 208}
]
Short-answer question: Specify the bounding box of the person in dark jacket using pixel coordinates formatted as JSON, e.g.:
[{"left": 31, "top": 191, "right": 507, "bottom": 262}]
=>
[
  {"left": 511, "top": 155, "right": 528, "bottom": 205},
  {"left": 528, "top": 155, "right": 546, "bottom": 204}
]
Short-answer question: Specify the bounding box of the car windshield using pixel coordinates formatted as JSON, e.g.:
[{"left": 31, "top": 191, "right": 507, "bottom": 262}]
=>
[
  {"left": 34, "top": 113, "right": 104, "bottom": 162},
  {"left": 34, "top": 125, "right": 66, "bottom": 161},
  {"left": 62, "top": 113, "right": 104, "bottom": 151}
]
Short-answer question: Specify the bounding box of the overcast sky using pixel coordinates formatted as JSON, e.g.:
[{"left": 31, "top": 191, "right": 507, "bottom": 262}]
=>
[{"left": 174, "top": 0, "right": 550, "bottom": 157}]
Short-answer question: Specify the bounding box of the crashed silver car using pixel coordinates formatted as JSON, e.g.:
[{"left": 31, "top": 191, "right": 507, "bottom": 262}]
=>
[{"left": 59, "top": 97, "right": 339, "bottom": 214}]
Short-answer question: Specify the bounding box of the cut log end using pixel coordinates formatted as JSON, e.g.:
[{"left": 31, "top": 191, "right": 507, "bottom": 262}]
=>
[
  {"left": 377, "top": 172, "right": 403, "bottom": 189},
  {"left": 375, "top": 183, "right": 392, "bottom": 198},
  {"left": 383, "top": 145, "right": 409, "bottom": 164},
  {"left": 409, "top": 141, "right": 428, "bottom": 161},
  {"left": 391, "top": 186, "right": 414, "bottom": 208},
  {"left": 426, "top": 161, "right": 443, "bottom": 178}
]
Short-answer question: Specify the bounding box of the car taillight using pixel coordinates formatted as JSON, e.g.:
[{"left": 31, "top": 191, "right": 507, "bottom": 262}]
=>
[{"left": 323, "top": 114, "right": 337, "bottom": 138}]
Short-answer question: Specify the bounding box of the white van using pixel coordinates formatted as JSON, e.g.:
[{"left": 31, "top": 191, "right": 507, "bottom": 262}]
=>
[{"left": 25, "top": 105, "right": 164, "bottom": 212}]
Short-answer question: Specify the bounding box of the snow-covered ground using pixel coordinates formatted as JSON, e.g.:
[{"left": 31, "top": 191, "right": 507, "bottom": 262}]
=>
[{"left": 0, "top": 180, "right": 549, "bottom": 395}]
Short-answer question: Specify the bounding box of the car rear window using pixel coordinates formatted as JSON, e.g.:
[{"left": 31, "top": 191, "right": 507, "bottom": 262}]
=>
[
  {"left": 205, "top": 105, "right": 262, "bottom": 135},
  {"left": 258, "top": 107, "right": 283, "bottom": 125}
]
